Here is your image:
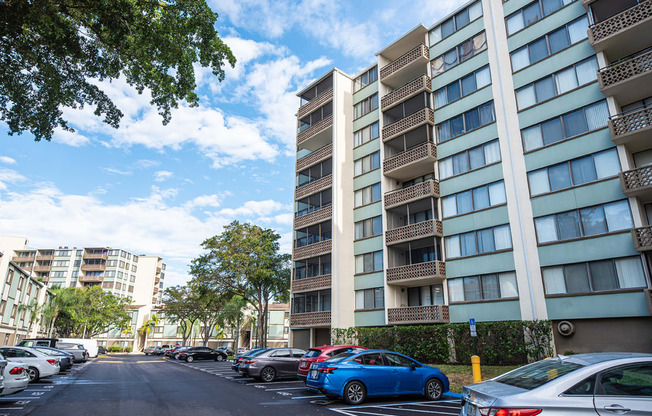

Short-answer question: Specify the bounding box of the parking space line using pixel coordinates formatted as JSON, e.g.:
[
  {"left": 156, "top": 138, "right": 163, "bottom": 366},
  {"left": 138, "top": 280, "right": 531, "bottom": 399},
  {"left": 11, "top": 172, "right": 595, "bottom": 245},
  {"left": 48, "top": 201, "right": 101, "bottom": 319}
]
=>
[
  {"left": 264, "top": 387, "right": 309, "bottom": 391},
  {"left": 246, "top": 380, "right": 304, "bottom": 386},
  {"left": 332, "top": 410, "right": 393, "bottom": 416},
  {"left": 291, "top": 395, "right": 327, "bottom": 399}
]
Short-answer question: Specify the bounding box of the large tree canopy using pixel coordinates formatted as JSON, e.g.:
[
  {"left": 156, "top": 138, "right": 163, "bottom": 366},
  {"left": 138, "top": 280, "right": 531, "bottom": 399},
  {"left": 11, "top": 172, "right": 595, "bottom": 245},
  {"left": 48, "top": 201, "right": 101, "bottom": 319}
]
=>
[{"left": 0, "top": 0, "right": 236, "bottom": 141}]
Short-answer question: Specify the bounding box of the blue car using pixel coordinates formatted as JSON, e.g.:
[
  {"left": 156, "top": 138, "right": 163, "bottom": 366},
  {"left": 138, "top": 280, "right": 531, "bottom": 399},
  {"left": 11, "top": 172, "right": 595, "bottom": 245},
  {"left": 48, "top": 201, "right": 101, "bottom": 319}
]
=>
[{"left": 306, "top": 349, "right": 449, "bottom": 405}]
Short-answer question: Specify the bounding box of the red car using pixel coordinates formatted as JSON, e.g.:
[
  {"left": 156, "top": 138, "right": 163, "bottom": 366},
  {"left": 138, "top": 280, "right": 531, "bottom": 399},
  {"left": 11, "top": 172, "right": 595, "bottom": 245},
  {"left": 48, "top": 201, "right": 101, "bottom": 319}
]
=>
[{"left": 297, "top": 345, "right": 367, "bottom": 382}]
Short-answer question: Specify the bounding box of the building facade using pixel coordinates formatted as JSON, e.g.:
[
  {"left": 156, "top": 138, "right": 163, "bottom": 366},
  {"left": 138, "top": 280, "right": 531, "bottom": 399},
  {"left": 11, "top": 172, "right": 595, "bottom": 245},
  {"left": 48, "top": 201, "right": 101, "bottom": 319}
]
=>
[{"left": 290, "top": 0, "right": 652, "bottom": 353}]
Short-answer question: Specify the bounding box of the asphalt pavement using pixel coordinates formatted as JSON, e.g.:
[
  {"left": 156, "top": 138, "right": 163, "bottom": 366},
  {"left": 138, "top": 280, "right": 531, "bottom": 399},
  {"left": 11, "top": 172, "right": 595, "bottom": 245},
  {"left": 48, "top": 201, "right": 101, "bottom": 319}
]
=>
[{"left": 0, "top": 355, "right": 461, "bottom": 416}]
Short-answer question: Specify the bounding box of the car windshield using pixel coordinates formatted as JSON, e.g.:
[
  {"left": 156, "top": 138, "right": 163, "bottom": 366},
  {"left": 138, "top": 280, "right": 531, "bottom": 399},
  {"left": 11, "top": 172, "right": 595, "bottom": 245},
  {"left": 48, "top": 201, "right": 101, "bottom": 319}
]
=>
[
  {"left": 303, "top": 349, "right": 322, "bottom": 358},
  {"left": 249, "top": 349, "right": 269, "bottom": 357},
  {"left": 327, "top": 352, "right": 357, "bottom": 363},
  {"left": 495, "top": 358, "right": 584, "bottom": 390}
]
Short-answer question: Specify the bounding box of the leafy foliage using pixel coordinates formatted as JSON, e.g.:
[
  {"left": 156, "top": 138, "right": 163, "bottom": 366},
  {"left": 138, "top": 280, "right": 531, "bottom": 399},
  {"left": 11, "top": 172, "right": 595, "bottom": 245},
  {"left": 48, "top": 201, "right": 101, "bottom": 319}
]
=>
[
  {"left": 163, "top": 285, "right": 200, "bottom": 345},
  {"left": 0, "top": 0, "right": 235, "bottom": 140}
]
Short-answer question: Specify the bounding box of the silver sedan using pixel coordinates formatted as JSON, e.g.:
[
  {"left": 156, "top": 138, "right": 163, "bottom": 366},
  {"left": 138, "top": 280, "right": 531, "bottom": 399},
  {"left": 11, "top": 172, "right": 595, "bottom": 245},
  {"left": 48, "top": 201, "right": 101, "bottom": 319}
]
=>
[{"left": 460, "top": 353, "right": 652, "bottom": 416}]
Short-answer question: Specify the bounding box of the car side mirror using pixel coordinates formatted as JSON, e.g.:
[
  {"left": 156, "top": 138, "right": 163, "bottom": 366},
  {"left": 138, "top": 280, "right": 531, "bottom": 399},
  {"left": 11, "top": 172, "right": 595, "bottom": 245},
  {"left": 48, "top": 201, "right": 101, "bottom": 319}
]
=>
[{"left": 410, "top": 362, "right": 417, "bottom": 371}]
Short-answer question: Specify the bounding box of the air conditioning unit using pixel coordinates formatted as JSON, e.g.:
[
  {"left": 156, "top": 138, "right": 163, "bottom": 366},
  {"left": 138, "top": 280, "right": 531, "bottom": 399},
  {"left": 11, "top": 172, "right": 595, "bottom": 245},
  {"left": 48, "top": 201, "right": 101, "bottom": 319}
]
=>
[{"left": 557, "top": 320, "right": 575, "bottom": 337}]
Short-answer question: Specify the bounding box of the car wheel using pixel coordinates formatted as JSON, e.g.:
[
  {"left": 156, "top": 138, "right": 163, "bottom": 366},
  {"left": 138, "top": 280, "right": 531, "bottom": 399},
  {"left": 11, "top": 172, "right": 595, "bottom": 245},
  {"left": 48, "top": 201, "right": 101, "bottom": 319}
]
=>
[
  {"left": 186, "top": 356, "right": 194, "bottom": 363},
  {"left": 344, "top": 381, "right": 366, "bottom": 405},
  {"left": 424, "top": 378, "right": 444, "bottom": 401},
  {"left": 260, "top": 366, "right": 276, "bottom": 382},
  {"left": 27, "top": 367, "right": 40, "bottom": 383},
  {"left": 216, "top": 354, "right": 224, "bottom": 362}
]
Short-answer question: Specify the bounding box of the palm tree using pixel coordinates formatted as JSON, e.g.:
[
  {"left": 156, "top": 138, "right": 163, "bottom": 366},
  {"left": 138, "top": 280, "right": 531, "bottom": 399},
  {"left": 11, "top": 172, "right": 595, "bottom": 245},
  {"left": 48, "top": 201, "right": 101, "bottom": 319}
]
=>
[
  {"left": 17, "top": 299, "right": 45, "bottom": 336},
  {"left": 138, "top": 314, "right": 159, "bottom": 351}
]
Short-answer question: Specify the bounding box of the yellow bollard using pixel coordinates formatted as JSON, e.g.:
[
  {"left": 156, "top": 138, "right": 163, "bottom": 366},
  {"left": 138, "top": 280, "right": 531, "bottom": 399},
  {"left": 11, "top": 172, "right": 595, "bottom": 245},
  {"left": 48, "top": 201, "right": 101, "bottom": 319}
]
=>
[{"left": 471, "top": 355, "right": 481, "bottom": 383}]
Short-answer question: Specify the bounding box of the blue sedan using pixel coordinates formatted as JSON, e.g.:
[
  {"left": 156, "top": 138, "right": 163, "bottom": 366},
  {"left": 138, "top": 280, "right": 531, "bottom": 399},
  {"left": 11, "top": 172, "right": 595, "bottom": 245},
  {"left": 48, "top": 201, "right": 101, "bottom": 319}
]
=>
[{"left": 306, "top": 349, "right": 449, "bottom": 405}]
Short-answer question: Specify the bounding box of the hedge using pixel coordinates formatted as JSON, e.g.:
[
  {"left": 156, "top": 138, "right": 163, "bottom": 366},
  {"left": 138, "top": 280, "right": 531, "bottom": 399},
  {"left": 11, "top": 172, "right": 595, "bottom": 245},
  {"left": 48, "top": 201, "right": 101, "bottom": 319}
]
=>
[
  {"left": 332, "top": 320, "right": 553, "bottom": 366},
  {"left": 107, "top": 346, "right": 133, "bottom": 353}
]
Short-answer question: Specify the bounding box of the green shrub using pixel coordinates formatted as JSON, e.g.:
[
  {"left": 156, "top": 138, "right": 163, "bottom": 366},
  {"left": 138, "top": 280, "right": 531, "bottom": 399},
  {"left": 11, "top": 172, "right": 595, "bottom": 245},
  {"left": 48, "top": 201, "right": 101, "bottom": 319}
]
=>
[{"left": 107, "top": 346, "right": 133, "bottom": 353}]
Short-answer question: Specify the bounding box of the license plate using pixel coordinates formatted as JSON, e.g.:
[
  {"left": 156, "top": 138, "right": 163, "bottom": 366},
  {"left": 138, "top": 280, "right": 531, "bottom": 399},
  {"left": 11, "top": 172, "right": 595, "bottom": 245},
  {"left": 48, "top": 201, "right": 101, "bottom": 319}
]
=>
[
  {"left": 463, "top": 402, "right": 477, "bottom": 416},
  {"left": 309, "top": 370, "right": 319, "bottom": 379},
  {"left": 310, "top": 363, "right": 317, "bottom": 370},
  {"left": 300, "top": 362, "right": 308, "bottom": 369}
]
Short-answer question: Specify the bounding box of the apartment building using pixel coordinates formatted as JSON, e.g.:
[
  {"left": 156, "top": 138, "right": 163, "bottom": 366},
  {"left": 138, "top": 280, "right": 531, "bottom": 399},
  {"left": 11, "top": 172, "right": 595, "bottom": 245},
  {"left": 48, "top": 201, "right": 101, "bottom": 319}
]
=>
[{"left": 290, "top": 0, "right": 652, "bottom": 353}]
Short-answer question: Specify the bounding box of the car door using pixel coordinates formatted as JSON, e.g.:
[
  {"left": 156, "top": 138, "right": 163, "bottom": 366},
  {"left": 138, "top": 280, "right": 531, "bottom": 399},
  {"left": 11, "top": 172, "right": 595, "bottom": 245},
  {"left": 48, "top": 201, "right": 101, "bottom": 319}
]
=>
[
  {"left": 289, "top": 349, "right": 305, "bottom": 373},
  {"left": 384, "top": 353, "right": 422, "bottom": 394},
  {"left": 594, "top": 363, "right": 652, "bottom": 416},
  {"left": 354, "top": 352, "right": 392, "bottom": 395},
  {"left": 270, "top": 349, "right": 292, "bottom": 375}
]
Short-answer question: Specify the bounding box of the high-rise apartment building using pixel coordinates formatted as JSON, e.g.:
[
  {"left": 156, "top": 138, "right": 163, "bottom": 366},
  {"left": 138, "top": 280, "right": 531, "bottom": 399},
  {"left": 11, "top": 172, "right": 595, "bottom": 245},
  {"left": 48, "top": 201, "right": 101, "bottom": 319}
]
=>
[{"left": 289, "top": 0, "right": 652, "bottom": 353}]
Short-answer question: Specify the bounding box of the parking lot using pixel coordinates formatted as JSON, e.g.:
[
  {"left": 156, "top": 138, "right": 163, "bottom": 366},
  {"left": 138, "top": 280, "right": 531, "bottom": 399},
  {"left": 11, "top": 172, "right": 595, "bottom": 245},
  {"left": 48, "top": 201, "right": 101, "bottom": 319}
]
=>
[{"left": 169, "top": 358, "right": 462, "bottom": 415}]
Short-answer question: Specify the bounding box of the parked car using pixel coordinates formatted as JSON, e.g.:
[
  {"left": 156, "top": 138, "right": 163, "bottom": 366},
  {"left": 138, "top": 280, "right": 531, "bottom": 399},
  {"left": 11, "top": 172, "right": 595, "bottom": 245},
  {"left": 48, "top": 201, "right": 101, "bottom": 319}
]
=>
[
  {"left": 216, "top": 346, "right": 234, "bottom": 356},
  {"left": 143, "top": 347, "right": 157, "bottom": 356},
  {"left": 17, "top": 338, "right": 58, "bottom": 348},
  {"left": 241, "top": 347, "right": 306, "bottom": 382},
  {"left": 56, "top": 342, "right": 88, "bottom": 363},
  {"left": 165, "top": 346, "right": 189, "bottom": 358},
  {"left": 0, "top": 354, "right": 7, "bottom": 392},
  {"left": 98, "top": 346, "right": 107, "bottom": 355},
  {"left": 178, "top": 347, "right": 227, "bottom": 363},
  {"left": 232, "top": 348, "right": 268, "bottom": 373},
  {"left": 237, "top": 347, "right": 248, "bottom": 354},
  {"left": 460, "top": 353, "right": 652, "bottom": 416},
  {"left": 30, "top": 346, "right": 74, "bottom": 371},
  {"left": 0, "top": 346, "right": 60, "bottom": 382},
  {"left": 58, "top": 338, "right": 99, "bottom": 358},
  {"left": 173, "top": 347, "right": 191, "bottom": 360},
  {"left": 0, "top": 361, "right": 30, "bottom": 396},
  {"left": 306, "top": 349, "right": 449, "bottom": 405},
  {"left": 154, "top": 345, "right": 172, "bottom": 355},
  {"left": 298, "top": 345, "right": 367, "bottom": 382}
]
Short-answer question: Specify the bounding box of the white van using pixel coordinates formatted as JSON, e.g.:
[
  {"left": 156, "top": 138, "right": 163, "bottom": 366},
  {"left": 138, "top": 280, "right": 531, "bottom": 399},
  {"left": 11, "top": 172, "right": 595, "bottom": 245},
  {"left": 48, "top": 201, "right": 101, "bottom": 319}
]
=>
[{"left": 58, "top": 338, "right": 99, "bottom": 358}]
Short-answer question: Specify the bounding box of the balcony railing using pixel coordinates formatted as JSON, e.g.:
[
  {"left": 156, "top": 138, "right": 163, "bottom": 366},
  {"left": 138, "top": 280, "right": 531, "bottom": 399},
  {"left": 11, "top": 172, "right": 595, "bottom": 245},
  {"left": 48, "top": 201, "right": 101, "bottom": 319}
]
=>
[
  {"left": 297, "top": 114, "right": 333, "bottom": 146},
  {"left": 632, "top": 226, "right": 652, "bottom": 252},
  {"left": 157, "top": 267, "right": 162, "bottom": 275},
  {"left": 295, "top": 174, "right": 332, "bottom": 200},
  {"left": 296, "top": 143, "right": 333, "bottom": 172},
  {"left": 79, "top": 275, "right": 104, "bottom": 283},
  {"left": 387, "top": 305, "right": 450, "bottom": 325},
  {"left": 81, "top": 264, "right": 106, "bottom": 272},
  {"left": 291, "top": 274, "right": 332, "bottom": 293},
  {"left": 12, "top": 256, "right": 34, "bottom": 263},
  {"left": 293, "top": 240, "right": 332, "bottom": 261},
  {"left": 83, "top": 253, "right": 108, "bottom": 260},
  {"left": 380, "top": 44, "right": 429, "bottom": 80},
  {"left": 382, "top": 108, "right": 434, "bottom": 141},
  {"left": 619, "top": 165, "right": 652, "bottom": 197},
  {"left": 297, "top": 88, "right": 333, "bottom": 119},
  {"left": 386, "top": 260, "right": 446, "bottom": 284},
  {"left": 609, "top": 106, "right": 652, "bottom": 145},
  {"left": 35, "top": 255, "right": 54, "bottom": 261},
  {"left": 294, "top": 205, "right": 332, "bottom": 229},
  {"left": 381, "top": 75, "right": 432, "bottom": 110},
  {"left": 383, "top": 142, "right": 436, "bottom": 176},
  {"left": 598, "top": 48, "right": 652, "bottom": 90},
  {"left": 385, "top": 220, "right": 443, "bottom": 245},
  {"left": 589, "top": 0, "right": 652, "bottom": 45},
  {"left": 289, "top": 311, "right": 331, "bottom": 327},
  {"left": 384, "top": 180, "right": 439, "bottom": 209},
  {"left": 33, "top": 265, "right": 51, "bottom": 272}
]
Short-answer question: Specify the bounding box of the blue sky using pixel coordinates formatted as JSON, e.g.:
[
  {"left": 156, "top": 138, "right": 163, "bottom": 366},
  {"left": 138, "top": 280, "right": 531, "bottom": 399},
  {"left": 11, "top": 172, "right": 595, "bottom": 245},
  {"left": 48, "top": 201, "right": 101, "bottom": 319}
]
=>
[{"left": 0, "top": 0, "right": 460, "bottom": 287}]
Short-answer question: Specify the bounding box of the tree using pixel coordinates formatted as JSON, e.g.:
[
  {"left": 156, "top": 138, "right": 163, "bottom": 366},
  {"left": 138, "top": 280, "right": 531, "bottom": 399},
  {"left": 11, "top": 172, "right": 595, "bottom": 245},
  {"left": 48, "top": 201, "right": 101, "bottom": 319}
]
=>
[
  {"left": 138, "top": 314, "right": 160, "bottom": 350},
  {"left": 0, "top": 0, "right": 236, "bottom": 141},
  {"left": 162, "top": 285, "right": 200, "bottom": 346},
  {"left": 191, "top": 221, "right": 291, "bottom": 349},
  {"left": 190, "top": 277, "right": 229, "bottom": 347},
  {"left": 17, "top": 299, "right": 45, "bottom": 336},
  {"left": 217, "top": 296, "right": 247, "bottom": 349}
]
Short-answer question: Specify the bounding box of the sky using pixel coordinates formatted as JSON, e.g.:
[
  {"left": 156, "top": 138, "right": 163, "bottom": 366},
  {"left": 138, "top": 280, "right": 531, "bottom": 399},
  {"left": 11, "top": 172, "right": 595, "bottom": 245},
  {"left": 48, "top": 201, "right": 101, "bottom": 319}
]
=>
[{"left": 0, "top": 0, "right": 463, "bottom": 288}]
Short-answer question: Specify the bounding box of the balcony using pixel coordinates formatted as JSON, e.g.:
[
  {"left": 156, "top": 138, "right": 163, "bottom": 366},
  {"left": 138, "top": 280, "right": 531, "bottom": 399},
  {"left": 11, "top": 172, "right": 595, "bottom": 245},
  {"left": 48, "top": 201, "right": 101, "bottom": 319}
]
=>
[
  {"left": 632, "top": 226, "right": 652, "bottom": 251},
  {"left": 296, "top": 144, "right": 333, "bottom": 172},
  {"left": 609, "top": 106, "right": 652, "bottom": 152},
  {"left": 79, "top": 275, "right": 104, "bottom": 283},
  {"left": 293, "top": 240, "right": 332, "bottom": 261},
  {"left": 289, "top": 311, "right": 331, "bottom": 327},
  {"left": 386, "top": 260, "right": 446, "bottom": 286},
  {"left": 588, "top": 0, "right": 652, "bottom": 60},
  {"left": 383, "top": 108, "right": 434, "bottom": 141},
  {"left": 385, "top": 180, "right": 439, "bottom": 209},
  {"left": 157, "top": 267, "right": 162, "bottom": 275},
  {"left": 295, "top": 174, "right": 332, "bottom": 200},
  {"left": 291, "top": 274, "right": 332, "bottom": 293},
  {"left": 619, "top": 165, "right": 652, "bottom": 199},
  {"left": 297, "top": 114, "right": 333, "bottom": 151},
  {"left": 294, "top": 205, "right": 332, "bottom": 229},
  {"left": 385, "top": 220, "right": 443, "bottom": 246},
  {"left": 380, "top": 44, "right": 430, "bottom": 89},
  {"left": 12, "top": 256, "right": 34, "bottom": 263},
  {"left": 81, "top": 264, "right": 106, "bottom": 272},
  {"left": 33, "top": 265, "right": 51, "bottom": 273},
  {"left": 35, "top": 255, "right": 54, "bottom": 261},
  {"left": 83, "top": 253, "right": 108, "bottom": 260},
  {"left": 383, "top": 142, "right": 437, "bottom": 181},
  {"left": 381, "top": 75, "right": 432, "bottom": 111},
  {"left": 297, "top": 88, "right": 333, "bottom": 119},
  {"left": 387, "top": 305, "right": 449, "bottom": 325},
  {"left": 598, "top": 48, "right": 652, "bottom": 105}
]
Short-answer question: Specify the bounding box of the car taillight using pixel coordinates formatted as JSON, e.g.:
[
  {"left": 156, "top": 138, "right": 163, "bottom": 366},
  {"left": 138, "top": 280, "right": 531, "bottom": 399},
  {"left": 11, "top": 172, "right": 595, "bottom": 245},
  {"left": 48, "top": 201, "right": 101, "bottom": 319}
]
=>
[
  {"left": 47, "top": 359, "right": 58, "bottom": 365},
  {"left": 479, "top": 409, "right": 542, "bottom": 416},
  {"left": 315, "top": 358, "right": 327, "bottom": 362},
  {"left": 319, "top": 367, "right": 337, "bottom": 374},
  {"left": 9, "top": 367, "right": 24, "bottom": 375},
  {"left": 244, "top": 360, "right": 257, "bottom": 364},
  {"left": 179, "top": 352, "right": 186, "bottom": 355}
]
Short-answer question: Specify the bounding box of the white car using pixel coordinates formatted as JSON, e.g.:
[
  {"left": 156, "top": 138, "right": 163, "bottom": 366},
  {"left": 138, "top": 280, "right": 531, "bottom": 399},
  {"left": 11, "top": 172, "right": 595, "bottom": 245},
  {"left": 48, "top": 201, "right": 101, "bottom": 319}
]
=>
[
  {"left": 0, "top": 362, "right": 29, "bottom": 396},
  {"left": 0, "top": 346, "right": 60, "bottom": 382}
]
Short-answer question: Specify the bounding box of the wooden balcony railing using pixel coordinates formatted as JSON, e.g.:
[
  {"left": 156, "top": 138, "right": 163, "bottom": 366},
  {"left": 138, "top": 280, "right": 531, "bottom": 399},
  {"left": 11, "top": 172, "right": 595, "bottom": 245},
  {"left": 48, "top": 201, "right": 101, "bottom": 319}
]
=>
[
  {"left": 387, "top": 305, "right": 449, "bottom": 324},
  {"left": 289, "top": 311, "right": 331, "bottom": 327},
  {"left": 81, "top": 264, "right": 106, "bottom": 272},
  {"left": 293, "top": 240, "right": 332, "bottom": 261},
  {"left": 79, "top": 275, "right": 104, "bottom": 283},
  {"left": 83, "top": 253, "right": 108, "bottom": 260},
  {"left": 291, "top": 274, "right": 332, "bottom": 293}
]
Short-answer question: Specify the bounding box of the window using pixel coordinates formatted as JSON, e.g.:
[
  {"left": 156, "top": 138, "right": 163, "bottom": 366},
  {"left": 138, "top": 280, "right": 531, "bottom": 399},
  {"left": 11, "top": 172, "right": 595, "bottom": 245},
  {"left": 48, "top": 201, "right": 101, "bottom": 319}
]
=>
[
  {"left": 132, "top": 255, "right": 138, "bottom": 263},
  {"left": 528, "top": 148, "right": 620, "bottom": 196},
  {"left": 506, "top": 0, "right": 574, "bottom": 36},
  {"left": 401, "top": 173, "right": 436, "bottom": 188},
  {"left": 354, "top": 122, "right": 380, "bottom": 147},
  {"left": 439, "top": 140, "right": 501, "bottom": 179},
  {"left": 292, "top": 290, "right": 331, "bottom": 313},
  {"left": 355, "top": 251, "right": 383, "bottom": 274},
  {"left": 354, "top": 152, "right": 380, "bottom": 176},
  {"left": 354, "top": 183, "right": 381, "bottom": 207},
  {"left": 294, "top": 254, "right": 331, "bottom": 280},
  {"left": 296, "top": 158, "right": 332, "bottom": 187},
  {"left": 445, "top": 225, "right": 512, "bottom": 259},
  {"left": 448, "top": 272, "right": 518, "bottom": 302},
  {"left": 511, "top": 16, "right": 589, "bottom": 71},
  {"left": 435, "top": 66, "right": 492, "bottom": 107},
  {"left": 107, "top": 260, "right": 117, "bottom": 267},
  {"left": 120, "top": 251, "right": 127, "bottom": 258},
  {"left": 442, "top": 181, "right": 506, "bottom": 217},
  {"left": 6, "top": 269, "right": 14, "bottom": 285},
  {"left": 432, "top": 32, "right": 487, "bottom": 76},
  {"left": 407, "top": 284, "right": 445, "bottom": 306},
  {"left": 51, "top": 271, "right": 66, "bottom": 277},
  {"left": 542, "top": 256, "right": 647, "bottom": 295},
  {"left": 516, "top": 57, "right": 598, "bottom": 110},
  {"left": 298, "top": 102, "right": 333, "bottom": 133},
  {"left": 598, "top": 364, "right": 652, "bottom": 396},
  {"left": 295, "top": 188, "right": 332, "bottom": 217},
  {"left": 55, "top": 250, "right": 71, "bottom": 256},
  {"left": 294, "top": 221, "right": 331, "bottom": 248},
  {"left": 131, "top": 265, "right": 137, "bottom": 272},
  {"left": 429, "top": 1, "right": 482, "bottom": 45},
  {"left": 53, "top": 260, "right": 69, "bottom": 267},
  {"left": 354, "top": 94, "right": 378, "bottom": 119},
  {"left": 535, "top": 200, "right": 633, "bottom": 243},
  {"left": 119, "top": 261, "right": 126, "bottom": 268},
  {"left": 355, "top": 288, "right": 385, "bottom": 310},
  {"left": 354, "top": 67, "right": 378, "bottom": 92},
  {"left": 437, "top": 102, "right": 495, "bottom": 142},
  {"left": 355, "top": 216, "right": 383, "bottom": 240}
]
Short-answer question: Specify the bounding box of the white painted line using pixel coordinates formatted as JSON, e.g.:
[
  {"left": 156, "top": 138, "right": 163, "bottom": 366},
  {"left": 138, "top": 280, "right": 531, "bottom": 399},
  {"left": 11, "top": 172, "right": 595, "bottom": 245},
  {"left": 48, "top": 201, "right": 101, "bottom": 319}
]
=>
[
  {"left": 246, "top": 381, "right": 304, "bottom": 386},
  {"left": 291, "top": 395, "right": 326, "bottom": 399},
  {"left": 0, "top": 397, "right": 40, "bottom": 400},
  {"left": 331, "top": 410, "right": 392, "bottom": 416},
  {"left": 265, "top": 387, "right": 309, "bottom": 391},
  {"left": 0, "top": 407, "right": 24, "bottom": 410}
]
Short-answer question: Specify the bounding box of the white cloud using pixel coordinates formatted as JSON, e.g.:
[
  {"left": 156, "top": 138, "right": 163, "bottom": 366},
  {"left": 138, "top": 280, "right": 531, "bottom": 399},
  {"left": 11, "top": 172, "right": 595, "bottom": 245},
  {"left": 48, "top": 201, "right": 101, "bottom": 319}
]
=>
[
  {"left": 183, "top": 194, "right": 225, "bottom": 210},
  {"left": 52, "top": 129, "right": 91, "bottom": 147},
  {"left": 154, "top": 171, "right": 174, "bottom": 182},
  {"left": 218, "top": 199, "right": 289, "bottom": 217},
  {"left": 0, "top": 156, "right": 16, "bottom": 165},
  {"left": 103, "top": 168, "right": 132, "bottom": 176},
  {"left": 0, "top": 168, "right": 26, "bottom": 191},
  {"left": 134, "top": 159, "right": 161, "bottom": 169}
]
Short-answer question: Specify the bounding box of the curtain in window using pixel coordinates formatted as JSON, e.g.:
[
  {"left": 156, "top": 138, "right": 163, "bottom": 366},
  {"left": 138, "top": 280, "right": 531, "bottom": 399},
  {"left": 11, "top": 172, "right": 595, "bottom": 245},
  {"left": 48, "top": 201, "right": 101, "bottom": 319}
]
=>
[
  {"left": 511, "top": 47, "right": 529, "bottom": 71},
  {"left": 478, "top": 102, "right": 495, "bottom": 125},
  {"left": 506, "top": 13, "right": 524, "bottom": 35},
  {"left": 567, "top": 17, "right": 589, "bottom": 44},
  {"left": 439, "top": 158, "right": 453, "bottom": 179},
  {"left": 451, "top": 115, "right": 465, "bottom": 137},
  {"left": 571, "top": 156, "right": 597, "bottom": 185},
  {"left": 548, "top": 163, "right": 572, "bottom": 191},
  {"left": 489, "top": 181, "right": 506, "bottom": 205},
  {"left": 448, "top": 278, "right": 464, "bottom": 302},
  {"left": 442, "top": 196, "right": 457, "bottom": 217},
  {"left": 363, "top": 253, "right": 373, "bottom": 272},
  {"left": 580, "top": 206, "right": 607, "bottom": 236},
  {"left": 554, "top": 67, "right": 578, "bottom": 94},
  {"left": 447, "top": 82, "right": 462, "bottom": 102},
  {"left": 517, "top": 85, "right": 536, "bottom": 109},
  {"left": 557, "top": 211, "right": 581, "bottom": 240},
  {"left": 437, "top": 123, "right": 451, "bottom": 143},
  {"left": 469, "top": 1, "right": 482, "bottom": 20},
  {"left": 543, "top": 267, "right": 566, "bottom": 294},
  {"left": 453, "top": 153, "right": 469, "bottom": 174},
  {"left": 463, "top": 276, "right": 482, "bottom": 301},
  {"left": 528, "top": 37, "right": 550, "bottom": 63},
  {"left": 523, "top": 2, "right": 542, "bottom": 25},
  {"left": 535, "top": 216, "right": 558, "bottom": 243},
  {"left": 590, "top": 260, "right": 619, "bottom": 291},
  {"left": 465, "top": 108, "right": 480, "bottom": 131},
  {"left": 493, "top": 225, "right": 512, "bottom": 250},
  {"left": 604, "top": 200, "right": 633, "bottom": 231},
  {"left": 499, "top": 272, "right": 519, "bottom": 297},
  {"left": 374, "top": 288, "right": 384, "bottom": 308},
  {"left": 441, "top": 18, "right": 455, "bottom": 38},
  {"left": 472, "top": 32, "right": 487, "bottom": 53},
  {"left": 461, "top": 74, "right": 477, "bottom": 96},
  {"left": 565, "top": 264, "right": 591, "bottom": 293},
  {"left": 444, "top": 49, "right": 459, "bottom": 70},
  {"left": 528, "top": 169, "right": 551, "bottom": 195},
  {"left": 563, "top": 109, "right": 588, "bottom": 138},
  {"left": 473, "top": 186, "right": 490, "bottom": 210},
  {"left": 457, "top": 190, "right": 473, "bottom": 214},
  {"left": 475, "top": 66, "right": 491, "bottom": 88},
  {"left": 615, "top": 257, "right": 646, "bottom": 288},
  {"left": 435, "top": 88, "right": 448, "bottom": 107},
  {"left": 542, "top": 118, "right": 564, "bottom": 145},
  {"left": 460, "top": 232, "right": 477, "bottom": 256},
  {"left": 477, "top": 229, "right": 495, "bottom": 253},
  {"left": 445, "top": 235, "right": 461, "bottom": 258},
  {"left": 575, "top": 58, "right": 598, "bottom": 85},
  {"left": 373, "top": 251, "right": 383, "bottom": 271},
  {"left": 594, "top": 149, "right": 620, "bottom": 178},
  {"left": 468, "top": 146, "right": 485, "bottom": 170},
  {"left": 432, "top": 56, "right": 445, "bottom": 75},
  {"left": 419, "top": 285, "right": 432, "bottom": 305},
  {"left": 522, "top": 125, "right": 543, "bottom": 151},
  {"left": 482, "top": 274, "right": 500, "bottom": 299},
  {"left": 542, "top": 0, "right": 563, "bottom": 15},
  {"left": 584, "top": 101, "right": 609, "bottom": 131},
  {"left": 484, "top": 140, "right": 501, "bottom": 163},
  {"left": 548, "top": 27, "right": 570, "bottom": 54}
]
